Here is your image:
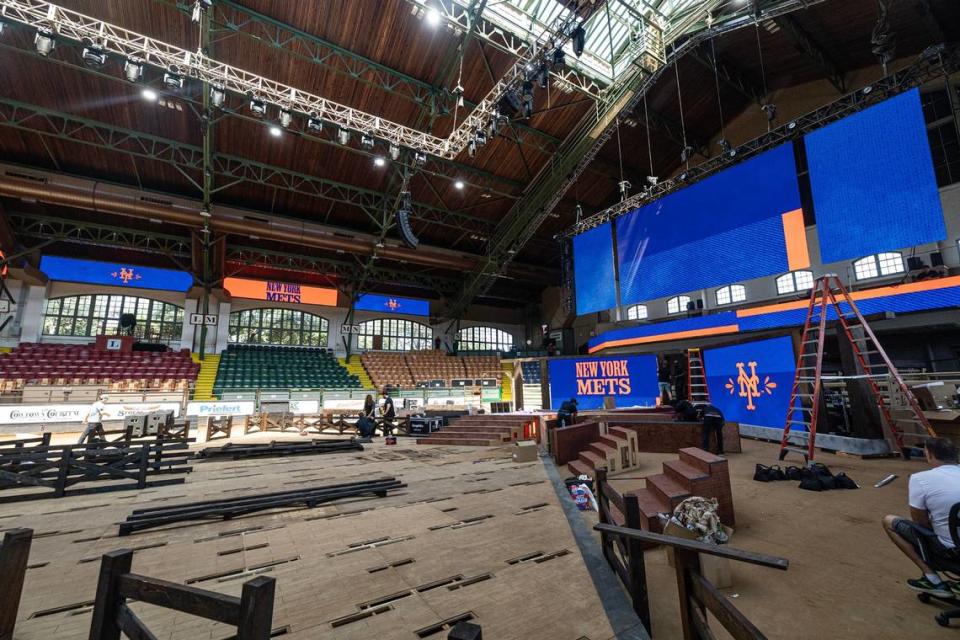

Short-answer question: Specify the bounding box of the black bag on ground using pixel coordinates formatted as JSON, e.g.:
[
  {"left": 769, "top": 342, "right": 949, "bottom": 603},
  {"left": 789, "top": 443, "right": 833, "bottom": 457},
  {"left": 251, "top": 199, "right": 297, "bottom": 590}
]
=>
[
  {"left": 754, "top": 464, "right": 787, "bottom": 482},
  {"left": 785, "top": 465, "right": 804, "bottom": 481},
  {"left": 798, "top": 463, "right": 838, "bottom": 491},
  {"left": 834, "top": 472, "right": 859, "bottom": 489}
]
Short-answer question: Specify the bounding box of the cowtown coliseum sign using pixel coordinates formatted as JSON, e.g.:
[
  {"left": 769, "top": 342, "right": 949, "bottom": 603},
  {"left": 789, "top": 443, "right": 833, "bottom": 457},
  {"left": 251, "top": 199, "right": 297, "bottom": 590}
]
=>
[
  {"left": 0, "top": 402, "right": 181, "bottom": 425},
  {"left": 223, "top": 277, "right": 337, "bottom": 306}
]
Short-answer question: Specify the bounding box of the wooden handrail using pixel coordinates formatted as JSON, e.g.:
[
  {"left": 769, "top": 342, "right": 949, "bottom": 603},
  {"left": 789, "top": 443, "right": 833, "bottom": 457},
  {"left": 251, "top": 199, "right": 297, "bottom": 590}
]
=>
[{"left": 594, "top": 523, "right": 789, "bottom": 570}]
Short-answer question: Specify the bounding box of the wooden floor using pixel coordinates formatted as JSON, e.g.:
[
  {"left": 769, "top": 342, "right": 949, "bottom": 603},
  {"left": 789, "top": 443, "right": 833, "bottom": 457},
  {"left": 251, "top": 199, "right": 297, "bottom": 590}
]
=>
[{"left": 2, "top": 436, "right": 621, "bottom": 640}]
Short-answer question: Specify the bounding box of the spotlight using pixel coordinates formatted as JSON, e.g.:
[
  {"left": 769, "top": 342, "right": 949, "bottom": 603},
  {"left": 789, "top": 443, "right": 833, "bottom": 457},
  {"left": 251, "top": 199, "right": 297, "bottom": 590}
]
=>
[
  {"left": 34, "top": 27, "right": 55, "bottom": 56},
  {"left": 574, "top": 204, "right": 583, "bottom": 222},
  {"left": 361, "top": 134, "right": 375, "bottom": 150},
  {"left": 618, "top": 180, "right": 631, "bottom": 201},
  {"left": 209, "top": 83, "right": 225, "bottom": 108},
  {"left": 389, "top": 143, "right": 400, "bottom": 161},
  {"left": 474, "top": 128, "right": 487, "bottom": 146},
  {"left": 279, "top": 108, "right": 293, "bottom": 128},
  {"left": 680, "top": 145, "right": 693, "bottom": 163},
  {"left": 200, "top": 205, "right": 211, "bottom": 218},
  {"left": 307, "top": 112, "right": 323, "bottom": 132},
  {"left": 453, "top": 84, "right": 465, "bottom": 108},
  {"left": 163, "top": 65, "right": 184, "bottom": 91},
  {"left": 761, "top": 102, "right": 777, "bottom": 122},
  {"left": 426, "top": 7, "right": 441, "bottom": 27},
  {"left": 141, "top": 88, "right": 158, "bottom": 102},
  {"left": 862, "top": 85, "right": 873, "bottom": 94},
  {"left": 467, "top": 138, "right": 477, "bottom": 158},
  {"left": 269, "top": 125, "right": 282, "bottom": 137},
  {"left": 787, "top": 121, "right": 797, "bottom": 130},
  {"left": 719, "top": 138, "right": 732, "bottom": 156},
  {"left": 538, "top": 65, "right": 549, "bottom": 90},
  {"left": 571, "top": 24, "right": 586, "bottom": 57},
  {"left": 82, "top": 42, "right": 106, "bottom": 68},
  {"left": 487, "top": 114, "right": 499, "bottom": 138},
  {"left": 414, "top": 152, "right": 427, "bottom": 166},
  {"left": 338, "top": 127, "right": 351, "bottom": 145},
  {"left": 123, "top": 58, "right": 144, "bottom": 83},
  {"left": 678, "top": 171, "right": 688, "bottom": 181},
  {"left": 249, "top": 97, "right": 267, "bottom": 117},
  {"left": 454, "top": 180, "right": 465, "bottom": 190},
  {"left": 374, "top": 156, "right": 386, "bottom": 167},
  {"left": 552, "top": 47, "right": 566, "bottom": 68},
  {"left": 646, "top": 176, "right": 658, "bottom": 186}
]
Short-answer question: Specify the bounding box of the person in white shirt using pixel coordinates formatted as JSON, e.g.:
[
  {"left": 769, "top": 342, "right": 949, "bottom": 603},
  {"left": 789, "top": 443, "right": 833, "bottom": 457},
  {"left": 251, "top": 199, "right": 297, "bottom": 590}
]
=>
[
  {"left": 78, "top": 395, "right": 111, "bottom": 444},
  {"left": 882, "top": 437, "right": 960, "bottom": 598}
]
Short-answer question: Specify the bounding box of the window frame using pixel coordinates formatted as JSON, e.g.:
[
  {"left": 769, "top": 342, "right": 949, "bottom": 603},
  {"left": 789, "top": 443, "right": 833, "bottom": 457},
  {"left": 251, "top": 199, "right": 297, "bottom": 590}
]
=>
[
  {"left": 625, "top": 304, "right": 648, "bottom": 320},
  {"left": 42, "top": 294, "right": 183, "bottom": 341},
  {"left": 714, "top": 284, "right": 746, "bottom": 306},
  {"left": 776, "top": 270, "right": 815, "bottom": 295},
  {"left": 356, "top": 318, "right": 433, "bottom": 351},
  {"left": 228, "top": 308, "right": 329, "bottom": 347},
  {"left": 666, "top": 295, "right": 691, "bottom": 315},
  {"left": 457, "top": 326, "right": 515, "bottom": 352},
  {"left": 853, "top": 252, "right": 904, "bottom": 281}
]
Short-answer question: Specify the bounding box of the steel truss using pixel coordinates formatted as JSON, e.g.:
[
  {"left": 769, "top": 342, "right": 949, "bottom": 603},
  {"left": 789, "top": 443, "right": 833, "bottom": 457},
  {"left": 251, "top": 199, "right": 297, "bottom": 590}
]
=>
[
  {"left": 443, "top": 0, "right": 830, "bottom": 318},
  {"left": 0, "top": 97, "right": 495, "bottom": 239},
  {"left": 6, "top": 213, "right": 192, "bottom": 257},
  {"left": 569, "top": 43, "right": 960, "bottom": 236},
  {"left": 0, "top": 0, "right": 626, "bottom": 159}
]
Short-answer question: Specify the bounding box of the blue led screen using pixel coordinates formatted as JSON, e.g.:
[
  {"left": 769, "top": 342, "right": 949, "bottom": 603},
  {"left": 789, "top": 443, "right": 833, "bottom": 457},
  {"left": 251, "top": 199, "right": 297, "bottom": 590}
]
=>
[
  {"left": 355, "top": 293, "right": 430, "bottom": 316},
  {"left": 548, "top": 354, "right": 659, "bottom": 410},
  {"left": 703, "top": 336, "right": 796, "bottom": 430},
  {"left": 806, "top": 89, "right": 946, "bottom": 263},
  {"left": 616, "top": 144, "right": 803, "bottom": 303},
  {"left": 573, "top": 221, "right": 618, "bottom": 314},
  {"left": 39, "top": 256, "right": 193, "bottom": 292}
]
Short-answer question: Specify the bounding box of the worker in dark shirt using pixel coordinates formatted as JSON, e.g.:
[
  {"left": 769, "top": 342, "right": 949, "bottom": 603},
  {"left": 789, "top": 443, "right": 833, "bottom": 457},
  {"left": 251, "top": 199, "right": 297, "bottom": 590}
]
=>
[
  {"left": 355, "top": 411, "right": 376, "bottom": 438},
  {"left": 380, "top": 389, "right": 396, "bottom": 436},
  {"left": 557, "top": 398, "right": 578, "bottom": 427},
  {"left": 698, "top": 404, "right": 725, "bottom": 455}
]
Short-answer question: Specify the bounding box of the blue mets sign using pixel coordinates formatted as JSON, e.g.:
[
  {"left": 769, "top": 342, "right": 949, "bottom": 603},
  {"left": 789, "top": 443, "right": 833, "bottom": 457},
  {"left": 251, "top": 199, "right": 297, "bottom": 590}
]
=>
[
  {"left": 356, "top": 293, "right": 430, "bottom": 316},
  {"left": 40, "top": 256, "right": 194, "bottom": 292}
]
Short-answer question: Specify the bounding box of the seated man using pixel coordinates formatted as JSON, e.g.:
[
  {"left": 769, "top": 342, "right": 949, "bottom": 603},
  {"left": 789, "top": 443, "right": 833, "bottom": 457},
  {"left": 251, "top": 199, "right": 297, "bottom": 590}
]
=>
[
  {"left": 557, "top": 398, "right": 578, "bottom": 427},
  {"left": 355, "top": 412, "right": 377, "bottom": 438},
  {"left": 882, "top": 437, "right": 960, "bottom": 598}
]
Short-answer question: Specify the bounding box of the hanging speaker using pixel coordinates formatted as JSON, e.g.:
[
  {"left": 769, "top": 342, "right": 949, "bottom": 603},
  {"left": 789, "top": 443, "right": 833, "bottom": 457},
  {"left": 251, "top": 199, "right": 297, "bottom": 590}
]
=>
[
  {"left": 931, "top": 251, "right": 944, "bottom": 267},
  {"left": 398, "top": 208, "right": 419, "bottom": 249}
]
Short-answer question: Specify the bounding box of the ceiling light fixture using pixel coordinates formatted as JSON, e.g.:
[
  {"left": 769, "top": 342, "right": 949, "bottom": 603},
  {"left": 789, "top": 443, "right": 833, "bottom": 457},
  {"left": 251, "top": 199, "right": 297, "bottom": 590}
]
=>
[
  {"left": 279, "top": 108, "right": 293, "bottom": 128},
  {"left": 209, "top": 83, "right": 225, "bottom": 108},
  {"left": 123, "top": 57, "right": 144, "bottom": 83},
  {"left": 307, "top": 112, "right": 322, "bottom": 132},
  {"left": 269, "top": 124, "right": 282, "bottom": 137},
  {"left": 34, "top": 26, "right": 55, "bottom": 56},
  {"left": 163, "top": 65, "right": 183, "bottom": 91},
  {"left": 361, "top": 134, "right": 375, "bottom": 150},
  {"left": 389, "top": 143, "right": 400, "bottom": 160},
  {"left": 81, "top": 41, "right": 106, "bottom": 68},
  {"left": 249, "top": 97, "right": 267, "bottom": 117},
  {"left": 454, "top": 180, "right": 465, "bottom": 190},
  {"left": 374, "top": 156, "right": 386, "bottom": 167},
  {"left": 426, "top": 7, "right": 441, "bottom": 27},
  {"left": 338, "top": 127, "right": 351, "bottom": 145},
  {"left": 141, "top": 88, "right": 158, "bottom": 102}
]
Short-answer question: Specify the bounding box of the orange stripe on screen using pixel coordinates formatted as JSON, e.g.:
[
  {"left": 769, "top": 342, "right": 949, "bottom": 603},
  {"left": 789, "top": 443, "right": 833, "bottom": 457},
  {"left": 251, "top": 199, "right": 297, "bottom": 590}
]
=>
[
  {"left": 781, "top": 208, "right": 810, "bottom": 270},
  {"left": 587, "top": 324, "right": 740, "bottom": 353}
]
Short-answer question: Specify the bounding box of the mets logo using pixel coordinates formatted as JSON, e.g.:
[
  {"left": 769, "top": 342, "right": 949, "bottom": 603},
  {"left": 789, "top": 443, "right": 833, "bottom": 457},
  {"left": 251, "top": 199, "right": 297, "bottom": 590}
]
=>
[
  {"left": 725, "top": 361, "right": 777, "bottom": 411},
  {"left": 111, "top": 267, "right": 142, "bottom": 285},
  {"left": 385, "top": 298, "right": 400, "bottom": 311}
]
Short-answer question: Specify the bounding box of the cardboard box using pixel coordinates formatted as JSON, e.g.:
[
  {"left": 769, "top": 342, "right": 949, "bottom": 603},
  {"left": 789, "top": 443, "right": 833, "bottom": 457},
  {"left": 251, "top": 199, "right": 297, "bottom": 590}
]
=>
[
  {"left": 512, "top": 440, "right": 538, "bottom": 463},
  {"left": 663, "top": 520, "right": 734, "bottom": 589}
]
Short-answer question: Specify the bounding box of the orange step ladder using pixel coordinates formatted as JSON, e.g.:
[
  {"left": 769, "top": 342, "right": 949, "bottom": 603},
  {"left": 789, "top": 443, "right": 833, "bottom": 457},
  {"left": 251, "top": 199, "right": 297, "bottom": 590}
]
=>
[
  {"left": 779, "top": 274, "right": 935, "bottom": 462},
  {"left": 686, "top": 348, "right": 711, "bottom": 404}
]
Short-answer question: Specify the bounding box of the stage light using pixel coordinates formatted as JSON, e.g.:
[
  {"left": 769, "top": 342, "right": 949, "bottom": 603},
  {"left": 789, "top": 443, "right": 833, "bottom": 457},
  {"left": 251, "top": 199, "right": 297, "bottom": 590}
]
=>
[
  {"left": 361, "top": 134, "right": 375, "bottom": 150},
  {"left": 571, "top": 24, "right": 586, "bottom": 57},
  {"left": 209, "top": 83, "right": 225, "bottom": 108},
  {"left": 279, "top": 108, "right": 293, "bottom": 128},
  {"left": 646, "top": 176, "right": 658, "bottom": 186},
  {"left": 249, "top": 97, "right": 267, "bottom": 117},
  {"left": 680, "top": 145, "right": 693, "bottom": 163},
  {"left": 141, "top": 88, "right": 158, "bottom": 102},
  {"left": 307, "top": 112, "right": 323, "bottom": 132},
  {"left": 414, "top": 152, "right": 427, "bottom": 167},
  {"left": 678, "top": 171, "right": 688, "bottom": 181},
  {"left": 552, "top": 47, "right": 566, "bottom": 68},
  {"left": 719, "top": 138, "right": 732, "bottom": 156},
  {"left": 34, "top": 27, "right": 55, "bottom": 56},
  {"left": 474, "top": 128, "right": 487, "bottom": 146},
  {"left": 123, "top": 58, "right": 144, "bottom": 83},
  {"left": 389, "top": 143, "right": 400, "bottom": 160},
  {"left": 454, "top": 180, "right": 465, "bottom": 190},
  {"left": 338, "top": 127, "right": 351, "bottom": 145},
  {"left": 522, "top": 96, "right": 533, "bottom": 119},
  {"left": 269, "top": 124, "right": 282, "bottom": 137},
  {"left": 862, "top": 85, "right": 873, "bottom": 94},
  {"left": 467, "top": 138, "right": 477, "bottom": 157},
  {"left": 82, "top": 42, "right": 106, "bottom": 68},
  {"left": 163, "top": 65, "right": 184, "bottom": 91},
  {"left": 426, "top": 7, "right": 441, "bottom": 26},
  {"left": 761, "top": 103, "right": 777, "bottom": 122},
  {"left": 374, "top": 156, "right": 386, "bottom": 167},
  {"left": 787, "top": 121, "right": 797, "bottom": 130},
  {"left": 618, "top": 180, "right": 631, "bottom": 201},
  {"left": 538, "top": 65, "right": 549, "bottom": 89},
  {"left": 200, "top": 205, "right": 211, "bottom": 218}
]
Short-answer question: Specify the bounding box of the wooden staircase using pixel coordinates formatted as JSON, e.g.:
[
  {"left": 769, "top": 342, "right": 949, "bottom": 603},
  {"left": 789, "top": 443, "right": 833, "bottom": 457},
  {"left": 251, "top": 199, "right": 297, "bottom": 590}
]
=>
[
  {"left": 416, "top": 414, "right": 529, "bottom": 446},
  {"left": 342, "top": 355, "right": 374, "bottom": 390},
  {"left": 566, "top": 426, "right": 638, "bottom": 477},
  {"left": 191, "top": 353, "right": 220, "bottom": 401}
]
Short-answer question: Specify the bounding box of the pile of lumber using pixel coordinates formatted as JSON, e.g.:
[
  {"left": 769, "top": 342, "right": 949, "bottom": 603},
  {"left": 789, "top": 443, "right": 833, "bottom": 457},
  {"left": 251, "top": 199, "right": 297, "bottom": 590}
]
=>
[
  {"left": 195, "top": 438, "right": 363, "bottom": 460},
  {"left": 118, "top": 477, "right": 405, "bottom": 535}
]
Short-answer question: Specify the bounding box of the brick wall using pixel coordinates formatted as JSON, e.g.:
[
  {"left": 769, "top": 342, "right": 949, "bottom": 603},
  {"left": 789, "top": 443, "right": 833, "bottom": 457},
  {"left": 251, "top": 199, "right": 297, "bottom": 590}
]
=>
[{"left": 613, "top": 421, "right": 741, "bottom": 454}]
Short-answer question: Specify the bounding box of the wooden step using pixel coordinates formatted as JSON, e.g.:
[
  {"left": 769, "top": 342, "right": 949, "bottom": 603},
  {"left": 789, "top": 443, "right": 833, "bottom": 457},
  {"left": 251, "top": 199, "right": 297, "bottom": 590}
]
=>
[
  {"left": 678, "top": 447, "right": 725, "bottom": 474},
  {"left": 586, "top": 442, "right": 617, "bottom": 460},
  {"left": 599, "top": 434, "right": 625, "bottom": 449},
  {"left": 662, "top": 459, "right": 708, "bottom": 488},
  {"left": 608, "top": 426, "right": 634, "bottom": 440},
  {"left": 428, "top": 431, "right": 511, "bottom": 441},
  {"left": 416, "top": 437, "right": 501, "bottom": 446},
  {"left": 566, "top": 459, "right": 594, "bottom": 480},
  {"left": 577, "top": 450, "right": 605, "bottom": 472},
  {"left": 441, "top": 425, "right": 516, "bottom": 434},
  {"left": 631, "top": 489, "right": 670, "bottom": 534},
  {"left": 646, "top": 473, "right": 691, "bottom": 510}
]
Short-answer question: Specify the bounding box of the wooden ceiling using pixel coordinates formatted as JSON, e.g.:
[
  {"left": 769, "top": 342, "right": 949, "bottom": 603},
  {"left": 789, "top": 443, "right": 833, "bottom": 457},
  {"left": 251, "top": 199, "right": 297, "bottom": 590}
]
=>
[{"left": 0, "top": 0, "right": 957, "bottom": 308}]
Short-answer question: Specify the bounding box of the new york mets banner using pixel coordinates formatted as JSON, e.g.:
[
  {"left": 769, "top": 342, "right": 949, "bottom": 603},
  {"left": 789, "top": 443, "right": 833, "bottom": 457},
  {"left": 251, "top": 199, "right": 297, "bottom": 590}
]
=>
[
  {"left": 703, "top": 336, "right": 796, "bottom": 429},
  {"left": 223, "top": 277, "right": 337, "bottom": 306},
  {"left": 548, "top": 355, "right": 659, "bottom": 410}
]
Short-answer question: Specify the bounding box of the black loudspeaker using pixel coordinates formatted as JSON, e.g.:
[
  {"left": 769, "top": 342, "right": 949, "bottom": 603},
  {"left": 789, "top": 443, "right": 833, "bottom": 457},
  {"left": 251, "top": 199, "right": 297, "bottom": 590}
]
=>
[
  {"left": 931, "top": 252, "right": 944, "bottom": 267},
  {"left": 696, "top": 299, "right": 704, "bottom": 310},
  {"left": 686, "top": 300, "right": 696, "bottom": 311},
  {"left": 398, "top": 208, "right": 419, "bottom": 248},
  {"left": 907, "top": 256, "right": 927, "bottom": 271},
  {"left": 118, "top": 313, "right": 137, "bottom": 335}
]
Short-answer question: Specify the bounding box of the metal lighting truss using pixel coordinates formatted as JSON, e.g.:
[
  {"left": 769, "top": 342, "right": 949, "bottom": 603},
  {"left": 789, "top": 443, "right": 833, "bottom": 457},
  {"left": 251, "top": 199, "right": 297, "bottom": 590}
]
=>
[
  {"left": 568, "top": 42, "right": 960, "bottom": 236},
  {"left": 0, "top": 0, "right": 637, "bottom": 160}
]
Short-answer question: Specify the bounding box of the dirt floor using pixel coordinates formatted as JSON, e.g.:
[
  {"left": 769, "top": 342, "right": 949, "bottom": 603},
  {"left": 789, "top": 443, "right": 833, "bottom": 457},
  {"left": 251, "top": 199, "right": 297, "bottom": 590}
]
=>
[{"left": 584, "top": 437, "right": 959, "bottom": 639}]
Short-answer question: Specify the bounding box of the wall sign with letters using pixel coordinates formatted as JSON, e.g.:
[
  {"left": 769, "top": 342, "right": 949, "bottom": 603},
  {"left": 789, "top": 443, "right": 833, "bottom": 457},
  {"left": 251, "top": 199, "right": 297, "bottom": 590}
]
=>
[
  {"left": 0, "top": 402, "right": 181, "bottom": 425},
  {"left": 39, "top": 256, "right": 193, "bottom": 291},
  {"left": 224, "top": 277, "right": 337, "bottom": 306},
  {"left": 547, "top": 355, "right": 660, "bottom": 410}
]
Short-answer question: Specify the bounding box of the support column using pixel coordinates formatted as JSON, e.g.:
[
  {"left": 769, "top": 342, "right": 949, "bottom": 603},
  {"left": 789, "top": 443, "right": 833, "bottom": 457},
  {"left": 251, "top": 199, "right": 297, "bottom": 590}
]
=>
[
  {"left": 180, "top": 298, "right": 198, "bottom": 351},
  {"left": 214, "top": 301, "right": 230, "bottom": 354},
  {"left": 18, "top": 284, "right": 47, "bottom": 343}
]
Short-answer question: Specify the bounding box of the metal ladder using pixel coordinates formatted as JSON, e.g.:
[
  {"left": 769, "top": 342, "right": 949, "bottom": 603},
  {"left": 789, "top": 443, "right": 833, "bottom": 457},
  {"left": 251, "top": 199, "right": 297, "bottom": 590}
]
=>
[
  {"left": 686, "top": 348, "right": 711, "bottom": 404},
  {"left": 779, "top": 274, "right": 936, "bottom": 462}
]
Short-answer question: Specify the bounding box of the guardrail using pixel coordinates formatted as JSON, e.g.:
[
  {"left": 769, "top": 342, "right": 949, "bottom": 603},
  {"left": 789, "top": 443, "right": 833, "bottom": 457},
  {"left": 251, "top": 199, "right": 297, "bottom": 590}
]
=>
[{"left": 0, "top": 528, "right": 32, "bottom": 640}]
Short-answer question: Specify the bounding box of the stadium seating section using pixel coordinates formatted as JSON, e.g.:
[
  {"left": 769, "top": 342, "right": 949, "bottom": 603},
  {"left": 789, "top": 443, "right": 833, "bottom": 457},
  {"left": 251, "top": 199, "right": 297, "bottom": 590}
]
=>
[
  {"left": 521, "top": 361, "right": 541, "bottom": 383},
  {"left": 0, "top": 343, "right": 199, "bottom": 392},
  {"left": 361, "top": 350, "right": 501, "bottom": 390},
  {"left": 213, "top": 345, "right": 360, "bottom": 394}
]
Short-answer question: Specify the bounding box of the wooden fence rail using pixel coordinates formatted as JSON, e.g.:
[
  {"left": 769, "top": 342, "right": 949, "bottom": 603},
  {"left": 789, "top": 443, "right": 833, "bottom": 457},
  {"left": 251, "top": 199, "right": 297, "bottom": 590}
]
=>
[
  {"left": 594, "top": 523, "right": 788, "bottom": 640},
  {"left": 0, "top": 528, "right": 33, "bottom": 640},
  {"left": 89, "top": 549, "right": 276, "bottom": 640}
]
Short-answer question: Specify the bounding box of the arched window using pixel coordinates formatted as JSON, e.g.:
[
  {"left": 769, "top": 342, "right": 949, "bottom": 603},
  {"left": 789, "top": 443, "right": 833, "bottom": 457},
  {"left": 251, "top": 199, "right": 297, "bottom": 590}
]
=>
[
  {"left": 776, "top": 270, "right": 815, "bottom": 295},
  {"left": 229, "top": 308, "right": 328, "bottom": 346},
  {"left": 357, "top": 318, "right": 432, "bottom": 351},
  {"left": 457, "top": 326, "right": 514, "bottom": 352},
  {"left": 43, "top": 294, "right": 183, "bottom": 340},
  {"left": 853, "top": 252, "right": 904, "bottom": 280},
  {"left": 625, "top": 304, "right": 648, "bottom": 320},
  {"left": 666, "top": 295, "right": 691, "bottom": 315},
  {"left": 715, "top": 284, "right": 746, "bottom": 306}
]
